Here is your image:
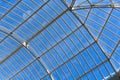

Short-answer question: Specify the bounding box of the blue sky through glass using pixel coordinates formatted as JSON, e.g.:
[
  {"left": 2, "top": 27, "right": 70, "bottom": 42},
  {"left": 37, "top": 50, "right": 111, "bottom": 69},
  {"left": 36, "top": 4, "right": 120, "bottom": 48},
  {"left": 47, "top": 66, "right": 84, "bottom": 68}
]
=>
[{"left": 0, "top": 0, "right": 120, "bottom": 80}]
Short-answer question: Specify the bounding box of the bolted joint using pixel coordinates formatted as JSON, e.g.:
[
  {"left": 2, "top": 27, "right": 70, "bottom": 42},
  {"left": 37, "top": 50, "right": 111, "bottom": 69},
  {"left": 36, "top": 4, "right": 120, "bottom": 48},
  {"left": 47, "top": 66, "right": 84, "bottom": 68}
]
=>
[{"left": 22, "top": 41, "right": 29, "bottom": 48}]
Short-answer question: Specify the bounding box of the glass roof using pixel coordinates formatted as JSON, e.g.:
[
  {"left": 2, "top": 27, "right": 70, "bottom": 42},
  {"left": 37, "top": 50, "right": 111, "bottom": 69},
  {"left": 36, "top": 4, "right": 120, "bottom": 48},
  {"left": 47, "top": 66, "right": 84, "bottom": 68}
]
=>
[{"left": 0, "top": 0, "right": 120, "bottom": 80}]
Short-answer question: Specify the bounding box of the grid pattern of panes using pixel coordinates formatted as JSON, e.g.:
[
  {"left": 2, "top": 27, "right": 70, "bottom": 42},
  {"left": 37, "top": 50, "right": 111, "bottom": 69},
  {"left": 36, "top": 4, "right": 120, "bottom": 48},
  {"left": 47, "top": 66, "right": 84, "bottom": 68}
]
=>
[{"left": 0, "top": 0, "right": 120, "bottom": 80}]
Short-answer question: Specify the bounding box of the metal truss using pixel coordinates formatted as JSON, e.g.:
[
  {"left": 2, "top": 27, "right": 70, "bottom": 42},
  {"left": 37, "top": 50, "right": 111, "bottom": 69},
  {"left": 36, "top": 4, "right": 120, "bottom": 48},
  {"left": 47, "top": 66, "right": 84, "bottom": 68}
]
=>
[
  {"left": 62, "top": 0, "right": 119, "bottom": 79},
  {"left": 0, "top": 0, "right": 120, "bottom": 80},
  {"left": 0, "top": 26, "right": 54, "bottom": 80},
  {"left": 72, "top": 4, "right": 120, "bottom": 10}
]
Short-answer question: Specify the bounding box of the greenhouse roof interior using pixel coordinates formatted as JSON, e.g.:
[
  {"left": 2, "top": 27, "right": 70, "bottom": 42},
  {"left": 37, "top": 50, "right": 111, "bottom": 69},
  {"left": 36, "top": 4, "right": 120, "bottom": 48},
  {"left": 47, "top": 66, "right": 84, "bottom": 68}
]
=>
[{"left": 0, "top": 0, "right": 120, "bottom": 80}]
